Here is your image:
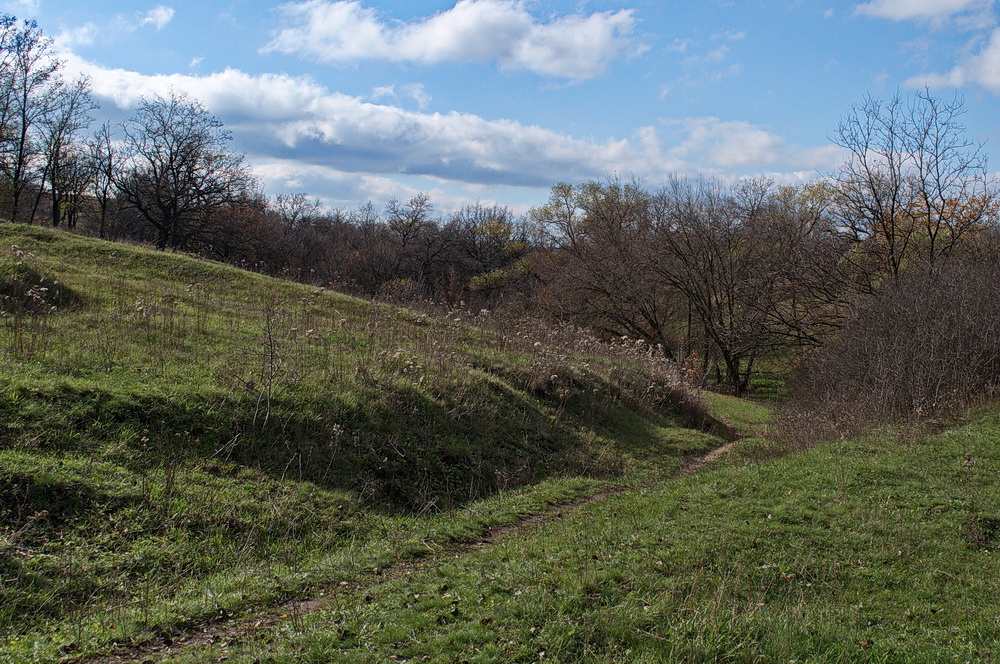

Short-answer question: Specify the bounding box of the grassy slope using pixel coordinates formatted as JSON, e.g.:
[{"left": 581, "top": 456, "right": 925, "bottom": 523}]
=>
[
  {"left": 174, "top": 407, "right": 1000, "bottom": 664},
  {"left": 0, "top": 225, "right": 719, "bottom": 663},
  {"left": 6, "top": 225, "right": 998, "bottom": 663}
]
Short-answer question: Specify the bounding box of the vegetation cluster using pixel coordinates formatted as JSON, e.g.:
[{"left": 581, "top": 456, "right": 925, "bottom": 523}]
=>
[{"left": 0, "top": 224, "right": 724, "bottom": 662}]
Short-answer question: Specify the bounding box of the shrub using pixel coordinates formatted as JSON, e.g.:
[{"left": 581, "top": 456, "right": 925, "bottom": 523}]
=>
[
  {"left": 0, "top": 245, "right": 80, "bottom": 315},
  {"left": 781, "top": 261, "right": 1000, "bottom": 443}
]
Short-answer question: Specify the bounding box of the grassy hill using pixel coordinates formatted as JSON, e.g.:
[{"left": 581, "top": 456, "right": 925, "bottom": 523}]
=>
[
  {"left": 4, "top": 225, "right": 999, "bottom": 663},
  {"left": 0, "top": 225, "right": 722, "bottom": 662}
]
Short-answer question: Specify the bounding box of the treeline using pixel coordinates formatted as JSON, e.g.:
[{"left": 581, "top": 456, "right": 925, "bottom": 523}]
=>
[
  {"left": 3, "top": 14, "right": 1000, "bottom": 415},
  {"left": 0, "top": 15, "right": 538, "bottom": 310}
]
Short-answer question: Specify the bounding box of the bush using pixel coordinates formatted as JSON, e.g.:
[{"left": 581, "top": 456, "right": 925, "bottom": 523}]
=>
[
  {"left": 0, "top": 246, "right": 80, "bottom": 315},
  {"left": 781, "top": 261, "right": 1000, "bottom": 443}
]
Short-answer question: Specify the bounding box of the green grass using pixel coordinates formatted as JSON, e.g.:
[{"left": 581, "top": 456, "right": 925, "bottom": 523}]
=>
[
  {"left": 8, "top": 224, "right": 996, "bottom": 663},
  {"left": 700, "top": 391, "right": 773, "bottom": 437},
  {"left": 170, "top": 409, "right": 1000, "bottom": 664},
  {"left": 0, "top": 224, "right": 717, "bottom": 663}
]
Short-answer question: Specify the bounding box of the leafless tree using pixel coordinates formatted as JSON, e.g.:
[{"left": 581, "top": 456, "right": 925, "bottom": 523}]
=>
[
  {"left": 648, "top": 176, "right": 781, "bottom": 395},
  {"left": 32, "top": 75, "right": 96, "bottom": 227},
  {"left": 115, "top": 91, "right": 257, "bottom": 250},
  {"left": 905, "top": 90, "right": 996, "bottom": 261},
  {"left": 446, "top": 202, "right": 532, "bottom": 306},
  {"left": 830, "top": 90, "right": 996, "bottom": 285},
  {"left": 84, "top": 121, "right": 117, "bottom": 239},
  {"left": 270, "top": 192, "right": 323, "bottom": 234},
  {"left": 0, "top": 16, "right": 63, "bottom": 222},
  {"left": 532, "top": 178, "right": 682, "bottom": 356}
]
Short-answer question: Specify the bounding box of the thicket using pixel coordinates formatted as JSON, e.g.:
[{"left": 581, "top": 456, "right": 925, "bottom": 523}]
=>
[{"left": 781, "top": 257, "right": 1000, "bottom": 442}]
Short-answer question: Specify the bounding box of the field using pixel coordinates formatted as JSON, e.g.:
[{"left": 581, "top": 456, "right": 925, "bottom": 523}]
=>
[{"left": 1, "top": 225, "right": 998, "bottom": 663}]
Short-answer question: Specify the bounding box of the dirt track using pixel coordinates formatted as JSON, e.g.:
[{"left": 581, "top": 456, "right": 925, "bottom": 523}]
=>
[{"left": 76, "top": 439, "right": 739, "bottom": 664}]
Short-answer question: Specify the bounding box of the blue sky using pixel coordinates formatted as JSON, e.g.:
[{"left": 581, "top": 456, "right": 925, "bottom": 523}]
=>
[{"left": 4, "top": 0, "right": 999, "bottom": 213}]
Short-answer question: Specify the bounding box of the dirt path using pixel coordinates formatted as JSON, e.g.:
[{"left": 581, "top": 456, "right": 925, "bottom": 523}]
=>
[
  {"left": 673, "top": 439, "right": 740, "bottom": 479},
  {"left": 75, "top": 439, "right": 739, "bottom": 664}
]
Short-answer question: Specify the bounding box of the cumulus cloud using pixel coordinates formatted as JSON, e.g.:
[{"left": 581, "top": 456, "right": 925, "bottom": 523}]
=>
[
  {"left": 59, "top": 54, "right": 831, "bottom": 207},
  {"left": 661, "top": 118, "right": 844, "bottom": 173},
  {"left": 665, "top": 118, "right": 787, "bottom": 169},
  {"left": 854, "top": 0, "right": 995, "bottom": 27},
  {"left": 262, "top": 0, "right": 641, "bottom": 81},
  {"left": 906, "top": 26, "right": 1000, "bottom": 92}
]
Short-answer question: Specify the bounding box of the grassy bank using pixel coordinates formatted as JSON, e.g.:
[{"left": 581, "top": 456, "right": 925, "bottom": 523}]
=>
[
  {"left": 171, "top": 408, "right": 1000, "bottom": 663},
  {"left": 0, "top": 225, "right": 719, "bottom": 662}
]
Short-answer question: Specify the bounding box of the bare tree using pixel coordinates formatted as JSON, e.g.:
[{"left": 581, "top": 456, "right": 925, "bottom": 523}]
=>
[
  {"left": 270, "top": 192, "right": 323, "bottom": 234},
  {"left": 84, "top": 121, "right": 117, "bottom": 239},
  {"left": 448, "top": 202, "right": 531, "bottom": 306},
  {"left": 649, "top": 176, "right": 783, "bottom": 395},
  {"left": 751, "top": 182, "right": 854, "bottom": 350},
  {"left": 0, "top": 16, "right": 63, "bottom": 222},
  {"left": 33, "top": 75, "right": 96, "bottom": 227},
  {"left": 115, "top": 91, "right": 257, "bottom": 250},
  {"left": 532, "top": 178, "right": 682, "bottom": 356},
  {"left": 905, "top": 90, "right": 996, "bottom": 262},
  {"left": 831, "top": 90, "right": 996, "bottom": 284}
]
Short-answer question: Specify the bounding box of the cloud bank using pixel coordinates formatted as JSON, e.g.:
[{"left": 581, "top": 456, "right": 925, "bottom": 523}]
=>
[{"left": 56, "top": 51, "right": 835, "bottom": 209}]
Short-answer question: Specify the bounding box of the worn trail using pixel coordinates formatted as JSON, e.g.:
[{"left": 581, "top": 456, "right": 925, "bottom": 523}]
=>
[{"left": 76, "top": 439, "right": 738, "bottom": 664}]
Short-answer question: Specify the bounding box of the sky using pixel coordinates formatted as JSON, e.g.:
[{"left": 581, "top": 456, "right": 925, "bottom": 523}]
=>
[{"left": 2, "top": 0, "right": 999, "bottom": 215}]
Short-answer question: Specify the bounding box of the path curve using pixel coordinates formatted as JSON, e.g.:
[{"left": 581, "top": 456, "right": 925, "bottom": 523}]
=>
[{"left": 75, "top": 437, "right": 740, "bottom": 664}]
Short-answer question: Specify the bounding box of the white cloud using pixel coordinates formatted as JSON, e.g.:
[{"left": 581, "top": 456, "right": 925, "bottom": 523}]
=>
[
  {"left": 0, "top": 0, "right": 40, "bottom": 13},
  {"left": 59, "top": 54, "right": 832, "bottom": 207},
  {"left": 907, "top": 26, "right": 1000, "bottom": 92},
  {"left": 368, "top": 83, "right": 431, "bottom": 108},
  {"left": 854, "top": 0, "right": 995, "bottom": 27},
  {"left": 252, "top": 159, "right": 523, "bottom": 214},
  {"left": 665, "top": 118, "right": 787, "bottom": 169},
  {"left": 403, "top": 83, "right": 432, "bottom": 109},
  {"left": 666, "top": 39, "right": 691, "bottom": 53},
  {"left": 55, "top": 24, "right": 101, "bottom": 50},
  {"left": 140, "top": 6, "right": 175, "bottom": 31},
  {"left": 675, "top": 41, "right": 743, "bottom": 86},
  {"left": 262, "top": 0, "right": 641, "bottom": 81},
  {"left": 370, "top": 85, "right": 396, "bottom": 101},
  {"left": 54, "top": 5, "right": 177, "bottom": 50}
]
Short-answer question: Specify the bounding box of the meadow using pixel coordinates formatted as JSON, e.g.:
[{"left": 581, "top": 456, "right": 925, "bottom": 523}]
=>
[
  {"left": 0, "top": 224, "right": 720, "bottom": 663},
  {"left": 1, "top": 225, "right": 998, "bottom": 663}
]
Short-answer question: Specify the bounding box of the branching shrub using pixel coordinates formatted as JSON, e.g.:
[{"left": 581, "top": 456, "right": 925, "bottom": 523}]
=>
[{"left": 782, "top": 261, "right": 1000, "bottom": 443}]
